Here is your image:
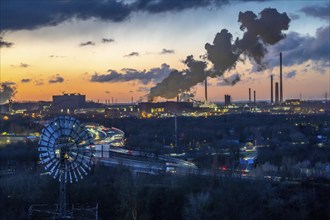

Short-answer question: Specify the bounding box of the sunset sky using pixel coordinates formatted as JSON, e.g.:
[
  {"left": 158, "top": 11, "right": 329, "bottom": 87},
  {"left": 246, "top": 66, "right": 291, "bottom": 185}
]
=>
[{"left": 0, "top": 0, "right": 329, "bottom": 103}]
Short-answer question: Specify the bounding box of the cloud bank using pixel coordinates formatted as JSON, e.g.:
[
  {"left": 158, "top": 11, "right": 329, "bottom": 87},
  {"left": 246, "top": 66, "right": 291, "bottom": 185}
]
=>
[
  {"left": 21, "top": 78, "right": 32, "bottom": 83},
  {"left": 0, "top": 0, "right": 270, "bottom": 33},
  {"left": 300, "top": 3, "right": 329, "bottom": 21},
  {"left": 124, "top": 52, "right": 139, "bottom": 57},
  {"left": 90, "top": 63, "right": 172, "bottom": 84},
  {"left": 79, "top": 41, "right": 95, "bottom": 47},
  {"left": 49, "top": 75, "right": 64, "bottom": 84},
  {"left": 0, "top": 37, "right": 13, "bottom": 48},
  {"left": 266, "top": 25, "right": 330, "bottom": 68}
]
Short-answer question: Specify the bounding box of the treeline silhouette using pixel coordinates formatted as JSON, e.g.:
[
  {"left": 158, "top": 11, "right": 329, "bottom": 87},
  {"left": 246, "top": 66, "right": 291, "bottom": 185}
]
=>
[
  {"left": 1, "top": 113, "right": 330, "bottom": 219},
  {"left": 1, "top": 141, "right": 330, "bottom": 219}
]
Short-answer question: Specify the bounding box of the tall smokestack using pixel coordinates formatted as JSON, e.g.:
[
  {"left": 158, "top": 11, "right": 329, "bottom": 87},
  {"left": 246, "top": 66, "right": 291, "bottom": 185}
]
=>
[
  {"left": 8, "top": 99, "right": 13, "bottom": 112},
  {"left": 174, "top": 115, "right": 178, "bottom": 148},
  {"left": 271, "top": 75, "right": 274, "bottom": 104},
  {"left": 254, "top": 90, "right": 256, "bottom": 104},
  {"left": 280, "top": 52, "right": 283, "bottom": 103},
  {"left": 205, "top": 77, "right": 208, "bottom": 102},
  {"left": 275, "top": 82, "right": 279, "bottom": 104},
  {"left": 249, "top": 88, "right": 251, "bottom": 103}
]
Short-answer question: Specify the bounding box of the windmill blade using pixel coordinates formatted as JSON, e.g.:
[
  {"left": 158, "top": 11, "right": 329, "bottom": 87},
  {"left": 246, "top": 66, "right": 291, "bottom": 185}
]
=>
[
  {"left": 76, "top": 167, "right": 83, "bottom": 180},
  {"left": 70, "top": 164, "right": 79, "bottom": 182},
  {"left": 49, "top": 161, "right": 60, "bottom": 175},
  {"left": 38, "top": 116, "right": 94, "bottom": 183},
  {"left": 45, "top": 158, "right": 58, "bottom": 170}
]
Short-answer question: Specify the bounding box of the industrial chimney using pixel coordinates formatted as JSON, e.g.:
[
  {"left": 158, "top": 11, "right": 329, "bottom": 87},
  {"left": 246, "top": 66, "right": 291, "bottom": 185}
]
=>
[
  {"left": 205, "top": 77, "right": 208, "bottom": 102},
  {"left": 249, "top": 88, "right": 251, "bottom": 104},
  {"left": 275, "top": 82, "right": 279, "bottom": 104},
  {"left": 8, "top": 99, "right": 13, "bottom": 112},
  {"left": 271, "top": 75, "right": 274, "bottom": 104},
  {"left": 280, "top": 52, "right": 283, "bottom": 103},
  {"left": 253, "top": 90, "right": 256, "bottom": 104}
]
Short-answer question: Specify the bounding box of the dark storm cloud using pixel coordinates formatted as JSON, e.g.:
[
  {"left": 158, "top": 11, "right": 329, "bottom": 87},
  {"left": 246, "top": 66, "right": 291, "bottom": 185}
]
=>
[
  {"left": 0, "top": 0, "right": 271, "bottom": 33},
  {"left": 79, "top": 41, "right": 95, "bottom": 47},
  {"left": 300, "top": 3, "right": 330, "bottom": 20},
  {"left": 0, "top": 37, "right": 14, "bottom": 48},
  {"left": 49, "top": 74, "right": 64, "bottom": 84},
  {"left": 21, "top": 78, "right": 31, "bottom": 83},
  {"left": 286, "top": 70, "right": 296, "bottom": 79},
  {"left": 124, "top": 52, "right": 139, "bottom": 57},
  {"left": 0, "top": 0, "right": 131, "bottom": 32},
  {"left": 266, "top": 25, "right": 330, "bottom": 68},
  {"left": 90, "top": 63, "right": 172, "bottom": 84},
  {"left": 133, "top": 0, "right": 219, "bottom": 13},
  {"left": 102, "top": 38, "right": 114, "bottom": 43},
  {"left": 149, "top": 8, "right": 290, "bottom": 100},
  {"left": 160, "top": 48, "right": 175, "bottom": 54},
  {"left": 0, "top": 84, "right": 16, "bottom": 104}
]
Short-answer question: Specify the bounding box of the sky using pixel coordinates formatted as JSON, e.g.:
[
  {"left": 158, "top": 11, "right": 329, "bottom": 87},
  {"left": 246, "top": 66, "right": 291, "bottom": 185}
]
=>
[{"left": 0, "top": 0, "right": 329, "bottom": 103}]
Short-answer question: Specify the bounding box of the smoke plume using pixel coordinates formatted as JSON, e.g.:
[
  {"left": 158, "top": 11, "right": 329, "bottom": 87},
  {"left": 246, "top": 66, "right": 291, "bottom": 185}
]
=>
[
  {"left": 149, "top": 55, "right": 207, "bottom": 100},
  {"left": 218, "top": 73, "right": 241, "bottom": 86},
  {"left": 0, "top": 84, "right": 17, "bottom": 104},
  {"left": 148, "top": 8, "right": 290, "bottom": 100}
]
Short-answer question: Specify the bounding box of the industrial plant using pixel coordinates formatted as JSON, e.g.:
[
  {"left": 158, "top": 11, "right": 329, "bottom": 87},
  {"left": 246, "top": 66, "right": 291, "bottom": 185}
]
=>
[{"left": 1, "top": 53, "right": 328, "bottom": 119}]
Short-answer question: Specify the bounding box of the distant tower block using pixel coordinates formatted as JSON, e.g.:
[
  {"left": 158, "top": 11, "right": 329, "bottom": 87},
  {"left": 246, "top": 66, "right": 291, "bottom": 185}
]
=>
[
  {"left": 280, "top": 52, "right": 283, "bottom": 103},
  {"left": 249, "top": 88, "right": 251, "bottom": 103},
  {"left": 253, "top": 90, "right": 256, "bottom": 104},
  {"left": 224, "top": 94, "right": 231, "bottom": 106},
  {"left": 271, "top": 75, "right": 274, "bottom": 104},
  {"left": 275, "top": 82, "right": 279, "bottom": 104}
]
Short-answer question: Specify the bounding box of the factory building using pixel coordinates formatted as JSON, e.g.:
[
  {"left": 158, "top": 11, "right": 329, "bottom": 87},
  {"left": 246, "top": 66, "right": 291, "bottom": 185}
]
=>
[{"left": 52, "top": 93, "right": 86, "bottom": 113}]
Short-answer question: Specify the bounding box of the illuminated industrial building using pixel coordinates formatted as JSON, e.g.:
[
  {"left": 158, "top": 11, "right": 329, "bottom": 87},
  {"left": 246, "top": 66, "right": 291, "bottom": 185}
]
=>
[
  {"left": 138, "top": 101, "right": 194, "bottom": 117},
  {"left": 52, "top": 93, "right": 86, "bottom": 113}
]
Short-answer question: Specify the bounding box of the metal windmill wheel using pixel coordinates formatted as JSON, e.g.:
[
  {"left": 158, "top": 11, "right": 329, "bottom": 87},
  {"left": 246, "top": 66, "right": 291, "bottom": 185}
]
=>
[{"left": 38, "top": 116, "right": 94, "bottom": 218}]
